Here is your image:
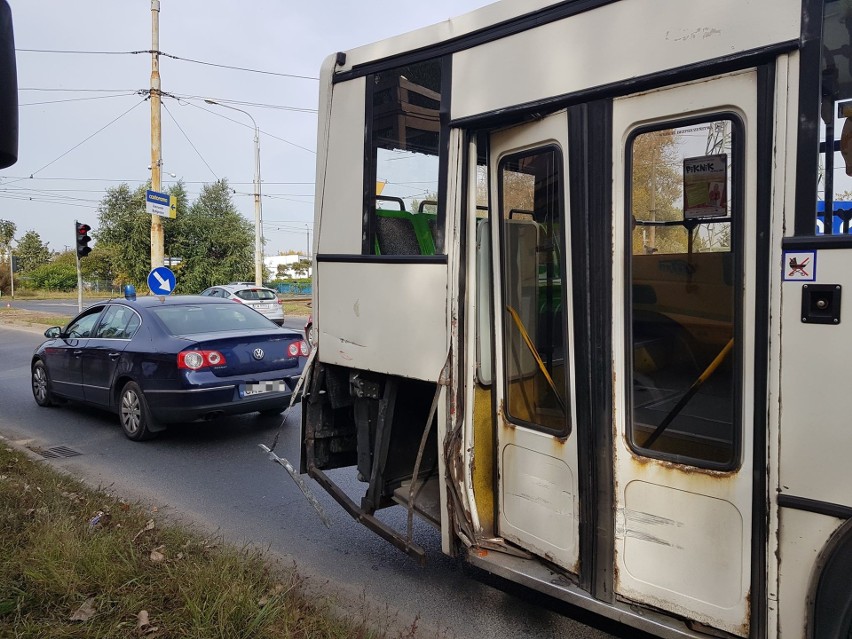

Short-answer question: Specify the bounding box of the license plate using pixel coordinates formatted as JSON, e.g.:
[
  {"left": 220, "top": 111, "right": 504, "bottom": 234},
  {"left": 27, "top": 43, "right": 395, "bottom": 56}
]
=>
[
  {"left": 253, "top": 303, "right": 273, "bottom": 310},
  {"left": 241, "top": 381, "right": 287, "bottom": 397}
]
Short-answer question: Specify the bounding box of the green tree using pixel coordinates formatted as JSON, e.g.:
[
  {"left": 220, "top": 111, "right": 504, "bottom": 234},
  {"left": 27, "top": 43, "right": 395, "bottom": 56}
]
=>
[
  {"left": 0, "top": 219, "right": 14, "bottom": 295},
  {"left": 292, "top": 258, "right": 312, "bottom": 279},
  {"left": 171, "top": 180, "right": 254, "bottom": 293},
  {"left": 0, "top": 256, "right": 10, "bottom": 295},
  {"left": 16, "top": 230, "right": 51, "bottom": 272},
  {"left": 79, "top": 246, "right": 118, "bottom": 285},
  {"left": 630, "top": 129, "right": 684, "bottom": 255},
  {"left": 28, "top": 261, "right": 77, "bottom": 291},
  {"left": 0, "top": 218, "right": 15, "bottom": 249},
  {"left": 94, "top": 183, "right": 151, "bottom": 288},
  {"left": 94, "top": 182, "right": 189, "bottom": 289}
]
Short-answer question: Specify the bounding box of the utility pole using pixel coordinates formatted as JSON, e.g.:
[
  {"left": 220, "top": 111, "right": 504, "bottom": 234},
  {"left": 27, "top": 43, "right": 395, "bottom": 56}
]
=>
[
  {"left": 7, "top": 248, "right": 12, "bottom": 300},
  {"left": 306, "top": 224, "right": 309, "bottom": 258},
  {"left": 150, "top": 0, "right": 164, "bottom": 269}
]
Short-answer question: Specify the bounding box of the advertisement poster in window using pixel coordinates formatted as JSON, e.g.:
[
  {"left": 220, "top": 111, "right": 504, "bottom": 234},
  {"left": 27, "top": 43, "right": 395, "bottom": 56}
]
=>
[{"left": 683, "top": 154, "right": 727, "bottom": 218}]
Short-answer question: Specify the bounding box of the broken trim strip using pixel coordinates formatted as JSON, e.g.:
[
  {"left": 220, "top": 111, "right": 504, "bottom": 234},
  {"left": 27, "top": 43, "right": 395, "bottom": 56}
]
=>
[{"left": 307, "top": 465, "right": 427, "bottom": 565}]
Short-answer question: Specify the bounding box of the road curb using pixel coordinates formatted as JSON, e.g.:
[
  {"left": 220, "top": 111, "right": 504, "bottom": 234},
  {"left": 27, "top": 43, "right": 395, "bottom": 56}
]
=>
[{"left": 0, "top": 320, "right": 51, "bottom": 335}]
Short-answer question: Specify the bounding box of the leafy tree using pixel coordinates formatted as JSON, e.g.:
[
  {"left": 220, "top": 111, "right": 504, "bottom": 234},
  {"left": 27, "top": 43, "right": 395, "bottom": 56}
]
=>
[
  {"left": 292, "top": 258, "right": 312, "bottom": 278},
  {"left": 630, "top": 129, "right": 685, "bottom": 255},
  {"left": 0, "top": 256, "right": 10, "bottom": 295},
  {"left": 27, "top": 261, "right": 77, "bottom": 291},
  {"left": 79, "top": 246, "right": 118, "bottom": 284},
  {"left": 94, "top": 183, "right": 151, "bottom": 288},
  {"left": 170, "top": 180, "right": 254, "bottom": 293},
  {"left": 94, "top": 181, "right": 189, "bottom": 289},
  {"left": 0, "top": 220, "right": 15, "bottom": 295},
  {"left": 0, "top": 218, "right": 14, "bottom": 249},
  {"left": 16, "top": 230, "right": 51, "bottom": 272}
]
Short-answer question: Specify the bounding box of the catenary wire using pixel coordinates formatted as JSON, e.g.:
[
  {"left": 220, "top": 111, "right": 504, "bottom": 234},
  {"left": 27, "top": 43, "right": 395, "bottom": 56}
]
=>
[{"left": 161, "top": 101, "right": 219, "bottom": 181}]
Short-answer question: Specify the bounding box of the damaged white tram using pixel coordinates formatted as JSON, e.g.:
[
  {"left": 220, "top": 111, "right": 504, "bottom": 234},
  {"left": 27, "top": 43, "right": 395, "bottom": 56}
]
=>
[{"left": 301, "top": 1, "right": 852, "bottom": 637}]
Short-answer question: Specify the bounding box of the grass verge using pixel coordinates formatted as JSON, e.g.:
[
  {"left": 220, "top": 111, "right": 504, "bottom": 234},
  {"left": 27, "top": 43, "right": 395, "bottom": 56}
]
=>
[
  {"left": 0, "top": 445, "right": 395, "bottom": 639},
  {"left": 0, "top": 307, "right": 70, "bottom": 329}
]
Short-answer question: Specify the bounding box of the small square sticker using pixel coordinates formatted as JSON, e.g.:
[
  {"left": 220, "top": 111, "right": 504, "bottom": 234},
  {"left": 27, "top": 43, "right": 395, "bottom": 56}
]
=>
[{"left": 783, "top": 251, "right": 816, "bottom": 281}]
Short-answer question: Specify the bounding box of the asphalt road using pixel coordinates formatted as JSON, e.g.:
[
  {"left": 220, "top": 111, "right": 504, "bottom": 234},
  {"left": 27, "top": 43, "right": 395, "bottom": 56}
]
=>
[{"left": 0, "top": 323, "right": 648, "bottom": 639}]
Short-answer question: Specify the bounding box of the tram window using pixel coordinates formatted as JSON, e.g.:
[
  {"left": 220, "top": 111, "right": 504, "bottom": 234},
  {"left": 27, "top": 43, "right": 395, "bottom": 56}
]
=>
[
  {"left": 627, "top": 119, "right": 740, "bottom": 469},
  {"left": 498, "top": 146, "right": 569, "bottom": 435},
  {"left": 367, "top": 59, "right": 445, "bottom": 255},
  {"left": 817, "top": 0, "right": 852, "bottom": 235}
]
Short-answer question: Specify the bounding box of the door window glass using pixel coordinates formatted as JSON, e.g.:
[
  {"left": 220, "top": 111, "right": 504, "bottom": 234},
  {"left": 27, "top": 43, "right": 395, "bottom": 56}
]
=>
[
  {"left": 499, "top": 147, "right": 568, "bottom": 434},
  {"left": 65, "top": 308, "right": 103, "bottom": 339},
  {"left": 628, "top": 118, "right": 740, "bottom": 468},
  {"left": 94, "top": 305, "right": 141, "bottom": 339}
]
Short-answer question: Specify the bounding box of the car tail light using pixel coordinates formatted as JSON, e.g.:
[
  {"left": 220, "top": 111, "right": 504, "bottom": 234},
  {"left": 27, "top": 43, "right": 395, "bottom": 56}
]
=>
[
  {"left": 178, "top": 350, "right": 226, "bottom": 370},
  {"left": 287, "top": 341, "right": 310, "bottom": 358}
]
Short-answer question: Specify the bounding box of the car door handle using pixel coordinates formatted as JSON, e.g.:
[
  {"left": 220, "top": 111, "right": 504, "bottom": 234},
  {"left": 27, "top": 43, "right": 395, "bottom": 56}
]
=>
[
  {"left": 109, "top": 353, "right": 121, "bottom": 360},
  {"left": 73, "top": 350, "right": 84, "bottom": 356}
]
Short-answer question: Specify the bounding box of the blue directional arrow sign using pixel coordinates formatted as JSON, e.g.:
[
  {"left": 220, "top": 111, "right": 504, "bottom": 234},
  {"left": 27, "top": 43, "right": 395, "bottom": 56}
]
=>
[{"left": 147, "top": 266, "right": 176, "bottom": 296}]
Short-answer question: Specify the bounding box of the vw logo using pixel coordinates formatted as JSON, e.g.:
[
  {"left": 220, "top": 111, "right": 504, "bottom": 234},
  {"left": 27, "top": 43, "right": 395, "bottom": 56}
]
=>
[{"left": 252, "top": 348, "right": 265, "bottom": 360}]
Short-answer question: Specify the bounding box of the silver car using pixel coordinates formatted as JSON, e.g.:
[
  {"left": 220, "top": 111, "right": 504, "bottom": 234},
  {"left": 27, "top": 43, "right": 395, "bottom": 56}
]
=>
[{"left": 199, "top": 284, "right": 285, "bottom": 325}]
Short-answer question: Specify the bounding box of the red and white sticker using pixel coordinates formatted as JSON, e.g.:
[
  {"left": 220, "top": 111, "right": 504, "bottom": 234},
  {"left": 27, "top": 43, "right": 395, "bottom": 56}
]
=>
[{"left": 783, "top": 250, "right": 816, "bottom": 281}]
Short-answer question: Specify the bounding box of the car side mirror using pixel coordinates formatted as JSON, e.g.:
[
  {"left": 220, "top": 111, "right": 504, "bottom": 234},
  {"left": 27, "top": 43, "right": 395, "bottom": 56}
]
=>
[{"left": 44, "top": 326, "right": 61, "bottom": 339}]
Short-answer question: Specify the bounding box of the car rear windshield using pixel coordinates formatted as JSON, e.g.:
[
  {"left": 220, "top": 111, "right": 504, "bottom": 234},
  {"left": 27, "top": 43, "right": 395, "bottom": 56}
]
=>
[
  {"left": 151, "top": 303, "right": 274, "bottom": 334},
  {"left": 234, "top": 288, "right": 277, "bottom": 301}
]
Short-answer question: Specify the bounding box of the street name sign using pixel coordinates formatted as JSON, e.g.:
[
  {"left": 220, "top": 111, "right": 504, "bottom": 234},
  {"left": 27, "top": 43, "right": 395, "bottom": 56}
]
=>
[{"left": 145, "top": 189, "right": 177, "bottom": 218}]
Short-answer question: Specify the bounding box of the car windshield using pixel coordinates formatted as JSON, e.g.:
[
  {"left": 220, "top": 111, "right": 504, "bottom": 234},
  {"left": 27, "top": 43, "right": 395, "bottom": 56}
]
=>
[
  {"left": 234, "top": 288, "right": 277, "bottom": 301},
  {"left": 151, "top": 303, "right": 275, "bottom": 334}
]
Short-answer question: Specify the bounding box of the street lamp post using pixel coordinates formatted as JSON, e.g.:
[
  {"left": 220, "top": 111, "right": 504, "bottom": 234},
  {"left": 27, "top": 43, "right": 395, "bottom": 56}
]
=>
[{"left": 205, "top": 99, "right": 264, "bottom": 286}]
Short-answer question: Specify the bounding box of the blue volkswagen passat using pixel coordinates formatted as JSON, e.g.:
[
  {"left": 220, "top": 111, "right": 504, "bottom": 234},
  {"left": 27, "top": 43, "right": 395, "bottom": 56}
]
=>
[{"left": 30, "top": 295, "right": 309, "bottom": 441}]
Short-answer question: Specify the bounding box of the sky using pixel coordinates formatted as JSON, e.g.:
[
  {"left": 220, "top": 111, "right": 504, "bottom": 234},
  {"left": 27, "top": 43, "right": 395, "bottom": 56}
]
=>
[{"left": 1, "top": 0, "right": 495, "bottom": 258}]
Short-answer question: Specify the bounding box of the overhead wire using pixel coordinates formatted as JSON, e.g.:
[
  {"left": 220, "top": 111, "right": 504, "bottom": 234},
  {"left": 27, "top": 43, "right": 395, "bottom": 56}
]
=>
[
  {"left": 168, "top": 92, "right": 317, "bottom": 113},
  {"left": 3, "top": 98, "right": 147, "bottom": 186},
  {"left": 161, "top": 100, "right": 219, "bottom": 181},
  {"left": 177, "top": 98, "right": 316, "bottom": 154},
  {"left": 20, "top": 91, "right": 145, "bottom": 107},
  {"left": 16, "top": 48, "right": 318, "bottom": 80}
]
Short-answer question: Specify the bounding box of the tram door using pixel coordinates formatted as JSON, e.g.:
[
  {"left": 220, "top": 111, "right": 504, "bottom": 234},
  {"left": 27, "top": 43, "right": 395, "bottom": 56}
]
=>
[
  {"left": 488, "top": 111, "right": 580, "bottom": 573},
  {"left": 611, "top": 71, "right": 758, "bottom": 636}
]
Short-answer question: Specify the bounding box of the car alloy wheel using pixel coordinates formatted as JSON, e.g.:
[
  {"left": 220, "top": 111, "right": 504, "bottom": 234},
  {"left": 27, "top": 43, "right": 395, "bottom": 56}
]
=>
[
  {"left": 31, "top": 360, "right": 55, "bottom": 407},
  {"left": 119, "top": 381, "right": 157, "bottom": 441}
]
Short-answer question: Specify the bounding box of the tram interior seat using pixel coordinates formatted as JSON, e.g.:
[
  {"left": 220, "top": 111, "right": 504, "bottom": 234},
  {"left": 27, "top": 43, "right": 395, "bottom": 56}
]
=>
[{"left": 374, "top": 208, "right": 437, "bottom": 255}]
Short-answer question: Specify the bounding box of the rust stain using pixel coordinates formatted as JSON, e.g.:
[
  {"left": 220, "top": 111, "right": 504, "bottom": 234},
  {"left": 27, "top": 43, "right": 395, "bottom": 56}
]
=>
[{"left": 627, "top": 452, "right": 737, "bottom": 479}]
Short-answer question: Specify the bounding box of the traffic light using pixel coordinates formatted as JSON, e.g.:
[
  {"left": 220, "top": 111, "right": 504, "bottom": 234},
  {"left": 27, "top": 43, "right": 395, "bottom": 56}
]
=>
[{"left": 75, "top": 222, "right": 92, "bottom": 258}]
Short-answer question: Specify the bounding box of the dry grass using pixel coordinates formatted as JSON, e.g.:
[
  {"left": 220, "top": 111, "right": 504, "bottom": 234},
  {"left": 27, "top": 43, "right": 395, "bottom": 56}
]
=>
[
  {"left": 0, "top": 307, "right": 70, "bottom": 329},
  {"left": 0, "top": 445, "right": 406, "bottom": 639}
]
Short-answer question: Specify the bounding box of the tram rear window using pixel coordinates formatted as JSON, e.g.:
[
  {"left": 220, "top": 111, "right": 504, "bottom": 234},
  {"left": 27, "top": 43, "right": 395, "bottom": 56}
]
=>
[{"left": 366, "top": 59, "right": 446, "bottom": 255}]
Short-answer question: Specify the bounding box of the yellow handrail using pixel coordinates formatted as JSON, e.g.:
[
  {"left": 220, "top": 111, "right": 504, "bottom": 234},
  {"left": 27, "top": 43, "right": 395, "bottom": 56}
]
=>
[{"left": 505, "top": 305, "right": 565, "bottom": 413}]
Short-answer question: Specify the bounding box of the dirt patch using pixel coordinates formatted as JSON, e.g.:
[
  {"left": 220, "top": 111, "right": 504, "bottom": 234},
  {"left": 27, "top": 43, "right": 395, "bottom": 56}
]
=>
[{"left": 0, "top": 308, "right": 59, "bottom": 327}]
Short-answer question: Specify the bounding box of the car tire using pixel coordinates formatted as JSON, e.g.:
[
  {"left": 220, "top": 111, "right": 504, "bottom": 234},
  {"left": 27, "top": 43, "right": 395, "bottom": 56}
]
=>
[
  {"left": 119, "top": 381, "right": 159, "bottom": 441},
  {"left": 31, "top": 360, "right": 56, "bottom": 407}
]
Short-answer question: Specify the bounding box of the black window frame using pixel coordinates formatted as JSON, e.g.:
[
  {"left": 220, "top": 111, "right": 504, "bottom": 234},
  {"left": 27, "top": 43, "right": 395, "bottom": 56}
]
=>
[
  {"left": 497, "top": 143, "right": 571, "bottom": 438},
  {"left": 363, "top": 55, "right": 451, "bottom": 257},
  {"left": 793, "top": 0, "right": 852, "bottom": 244},
  {"left": 624, "top": 113, "right": 745, "bottom": 472}
]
